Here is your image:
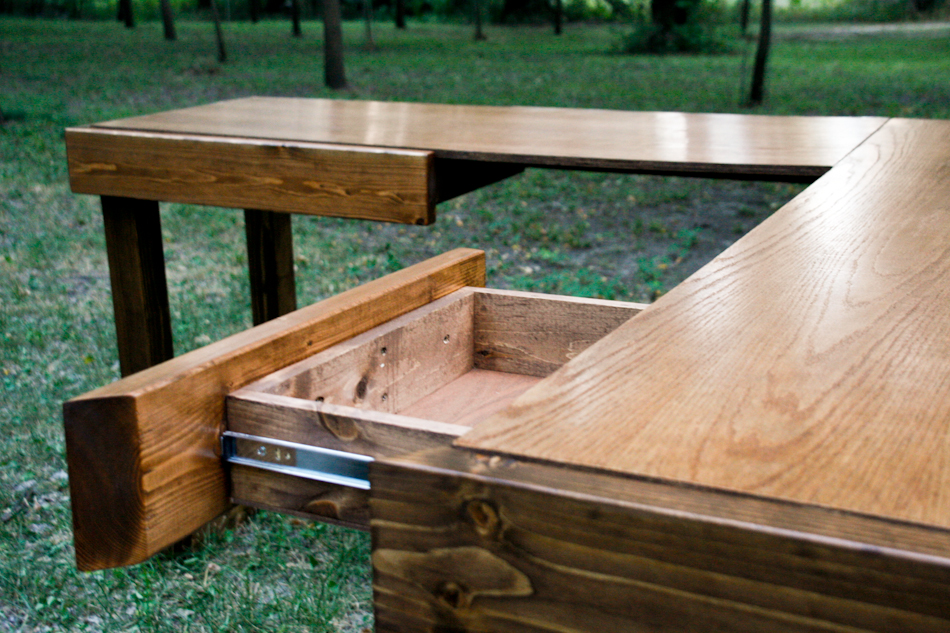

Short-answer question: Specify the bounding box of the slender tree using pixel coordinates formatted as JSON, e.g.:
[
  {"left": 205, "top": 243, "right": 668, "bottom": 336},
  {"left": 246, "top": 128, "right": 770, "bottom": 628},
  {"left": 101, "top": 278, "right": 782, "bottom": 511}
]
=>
[
  {"left": 739, "top": 0, "right": 750, "bottom": 35},
  {"left": 747, "top": 0, "right": 771, "bottom": 106},
  {"left": 210, "top": 0, "right": 227, "bottom": 62},
  {"left": 291, "top": 0, "right": 301, "bottom": 36},
  {"left": 322, "top": 0, "right": 347, "bottom": 88},
  {"left": 249, "top": 0, "right": 260, "bottom": 22},
  {"left": 553, "top": 0, "right": 562, "bottom": 35},
  {"left": 117, "top": 0, "right": 134, "bottom": 27},
  {"left": 160, "top": 0, "right": 176, "bottom": 40},
  {"left": 473, "top": 0, "right": 486, "bottom": 41},
  {"left": 394, "top": 0, "right": 406, "bottom": 28},
  {"left": 362, "top": 0, "right": 376, "bottom": 50}
]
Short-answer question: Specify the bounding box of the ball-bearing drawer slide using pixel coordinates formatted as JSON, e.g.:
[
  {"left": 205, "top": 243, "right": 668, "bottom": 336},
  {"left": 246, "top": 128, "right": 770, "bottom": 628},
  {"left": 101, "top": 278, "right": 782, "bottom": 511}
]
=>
[{"left": 222, "top": 431, "right": 373, "bottom": 490}]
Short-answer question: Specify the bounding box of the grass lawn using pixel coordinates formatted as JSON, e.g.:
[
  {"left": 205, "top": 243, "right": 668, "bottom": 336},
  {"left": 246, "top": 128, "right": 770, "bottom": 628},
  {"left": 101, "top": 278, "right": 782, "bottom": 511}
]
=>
[{"left": 1, "top": 15, "right": 948, "bottom": 631}]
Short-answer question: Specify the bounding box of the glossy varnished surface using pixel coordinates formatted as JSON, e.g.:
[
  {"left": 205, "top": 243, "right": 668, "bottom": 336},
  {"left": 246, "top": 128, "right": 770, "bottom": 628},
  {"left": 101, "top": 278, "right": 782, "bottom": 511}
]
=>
[
  {"left": 94, "top": 97, "right": 887, "bottom": 178},
  {"left": 458, "top": 118, "right": 950, "bottom": 533}
]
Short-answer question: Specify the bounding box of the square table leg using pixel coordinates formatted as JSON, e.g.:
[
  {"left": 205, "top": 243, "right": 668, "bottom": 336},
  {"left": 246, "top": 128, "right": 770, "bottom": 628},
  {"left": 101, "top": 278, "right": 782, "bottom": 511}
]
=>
[
  {"left": 101, "top": 196, "right": 174, "bottom": 377},
  {"left": 244, "top": 209, "right": 297, "bottom": 326}
]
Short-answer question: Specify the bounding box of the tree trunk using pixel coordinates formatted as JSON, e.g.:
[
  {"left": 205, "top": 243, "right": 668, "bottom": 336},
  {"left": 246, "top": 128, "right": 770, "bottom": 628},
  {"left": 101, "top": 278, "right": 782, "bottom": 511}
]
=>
[
  {"left": 322, "top": 0, "right": 347, "bottom": 89},
  {"left": 363, "top": 0, "right": 375, "bottom": 49},
  {"left": 160, "top": 0, "right": 176, "bottom": 40},
  {"left": 473, "top": 0, "right": 486, "bottom": 40},
  {"left": 291, "top": 0, "right": 301, "bottom": 36},
  {"left": 210, "top": 0, "right": 227, "bottom": 62},
  {"left": 117, "top": 0, "right": 134, "bottom": 27},
  {"left": 249, "top": 0, "right": 259, "bottom": 22},
  {"left": 394, "top": 0, "right": 405, "bottom": 28},
  {"left": 739, "top": 0, "right": 750, "bottom": 35},
  {"left": 747, "top": 0, "right": 771, "bottom": 106},
  {"left": 553, "top": 0, "right": 562, "bottom": 35}
]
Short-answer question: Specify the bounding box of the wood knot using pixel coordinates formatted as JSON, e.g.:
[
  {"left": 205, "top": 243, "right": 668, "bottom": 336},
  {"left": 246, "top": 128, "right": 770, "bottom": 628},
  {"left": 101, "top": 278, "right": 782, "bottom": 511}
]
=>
[
  {"left": 304, "top": 499, "right": 341, "bottom": 520},
  {"left": 318, "top": 410, "right": 359, "bottom": 442},
  {"left": 465, "top": 499, "right": 501, "bottom": 539},
  {"left": 435, "top": 581, "right": 469, "bottom": 610}
]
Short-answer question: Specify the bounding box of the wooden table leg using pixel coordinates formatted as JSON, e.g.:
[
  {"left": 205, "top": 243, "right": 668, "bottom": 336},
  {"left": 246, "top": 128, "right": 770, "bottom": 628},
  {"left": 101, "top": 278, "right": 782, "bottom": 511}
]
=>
[
  {"left": 101, "top": 196, "right": 174, "bottom": 377},
  {"left": 244, "top": 209, "right": 297, "bottom": 325}
]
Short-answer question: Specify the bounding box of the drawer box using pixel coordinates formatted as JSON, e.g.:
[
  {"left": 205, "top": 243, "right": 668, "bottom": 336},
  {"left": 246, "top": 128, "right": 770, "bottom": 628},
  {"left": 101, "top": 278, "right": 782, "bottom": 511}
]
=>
[{"left": 226, "top": 287, "right": 644, "bottom": 527}]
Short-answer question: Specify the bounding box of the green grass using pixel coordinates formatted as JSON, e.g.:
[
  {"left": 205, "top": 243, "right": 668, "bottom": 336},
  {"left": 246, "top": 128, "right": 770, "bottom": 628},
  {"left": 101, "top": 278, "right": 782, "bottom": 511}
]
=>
[{"left": 1, "top": 15, "right": 949, "bottom": 631}]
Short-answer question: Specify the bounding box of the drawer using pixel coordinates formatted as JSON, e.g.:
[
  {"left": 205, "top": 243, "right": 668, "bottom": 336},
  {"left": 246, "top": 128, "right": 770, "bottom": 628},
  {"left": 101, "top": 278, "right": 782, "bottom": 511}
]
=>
[
  {"left": 225, "top": 287, "right": 644, "bottom": 528},
  {"left": 61, "top": 248, "right": 643, "bottom": 569}
]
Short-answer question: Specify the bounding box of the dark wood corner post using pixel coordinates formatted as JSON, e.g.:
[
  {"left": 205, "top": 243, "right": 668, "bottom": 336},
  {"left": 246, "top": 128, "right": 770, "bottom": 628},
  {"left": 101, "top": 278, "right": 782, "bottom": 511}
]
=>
[
  {"left": 244, "top": 209, "right": 297, "bottom": 326},
  {"left": 101, "top": 196, "right": 174, "bottom": 377}
]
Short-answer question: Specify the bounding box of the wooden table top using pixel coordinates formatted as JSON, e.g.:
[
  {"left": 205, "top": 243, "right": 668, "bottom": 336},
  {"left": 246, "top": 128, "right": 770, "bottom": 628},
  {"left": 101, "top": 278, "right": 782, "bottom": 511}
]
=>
[
  {"left": 458, "top": 117, "right": 950, "bottom": 538},
  {"left": 95, "top": 97, "right": 886, "bottom": 180}
]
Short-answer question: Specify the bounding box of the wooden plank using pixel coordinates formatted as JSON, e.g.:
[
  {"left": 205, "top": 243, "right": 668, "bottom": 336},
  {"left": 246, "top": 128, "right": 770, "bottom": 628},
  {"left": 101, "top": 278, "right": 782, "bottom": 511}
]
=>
[
  {"left": 473, "top": 288, "right": 645, "bottom": 377},
  {"left": 92, "top": 97, "right": 888, "bottom": 179},
  {"left": 244, "top": 209, "right": 297, "bottom": 325},
  {"left": 398, "top": 369, "right": 543, "bottom": 426},
  {"left": 370, "top": 447, "right": 950, "bottom": 633},
  {"left": 230, "top": 463, "right": 370, "bottom": 529},
  {"left": 227, "top": 391, "right": 470, "bottom": 458},
  {"left": 241, "top": 289, "right": 476, "bottom": 412},
  {"left": 457, "top": 119, "right": 950, "bottom": 533},
  {"left": 101, "top": 195, "right": 174, "bottom": 376},
  {"left": 66, "top": 127, "right": 436, "bottom": 225},
  {"left": 62, "top": 248, "right": 485, "bottom": 571}
]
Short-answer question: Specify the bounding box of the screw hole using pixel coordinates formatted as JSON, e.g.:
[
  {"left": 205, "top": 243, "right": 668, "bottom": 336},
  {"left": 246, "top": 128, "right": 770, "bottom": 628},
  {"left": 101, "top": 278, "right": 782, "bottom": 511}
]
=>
[
  {"left": 315, "top": 396, "right": 325, "bottom": 403},
  {"left": 381, "top": 393, "right": 389, "bottom": 402},
  {"left": 443, "top": 335, "right": 451, "bottom": 344},
  {"left": 380, "top": 347, "right": 387, "bottom": 356}
]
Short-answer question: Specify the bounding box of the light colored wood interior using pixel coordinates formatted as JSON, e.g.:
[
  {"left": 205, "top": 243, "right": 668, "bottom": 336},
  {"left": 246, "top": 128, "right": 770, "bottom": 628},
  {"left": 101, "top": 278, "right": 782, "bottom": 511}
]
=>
[
  {"left": 399, "top": 369, "right": 543, "bottom": 427},
  {"left": 457, "top": 118, "right": 950, "bottom": 534},
  {"left": 92, "top": 97, "right": 887, "bottom": 179},
  {"left": 235, "top": 287, "right": 644, "bottom": 435}
]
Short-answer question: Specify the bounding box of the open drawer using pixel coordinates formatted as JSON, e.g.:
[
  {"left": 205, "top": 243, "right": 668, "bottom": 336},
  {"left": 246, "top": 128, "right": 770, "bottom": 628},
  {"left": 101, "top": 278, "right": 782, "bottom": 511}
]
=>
[
  {"left": 62, "top": 248, "right": 643, "bottom": 571},
  {"left": 225, "top": 286, "right": 643, "bottom": 528}
]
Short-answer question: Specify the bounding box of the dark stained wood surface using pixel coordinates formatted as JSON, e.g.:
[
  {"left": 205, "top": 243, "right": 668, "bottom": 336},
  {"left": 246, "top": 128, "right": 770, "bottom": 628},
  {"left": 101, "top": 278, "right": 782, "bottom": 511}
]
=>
[
  {"left": 457, "top": 119, "right": 950, "bottom": 534},
  {"left": 91, "top": 97, "right": 888, "bottom": 180},
  {"left": 371, "top": 447, "right": 950, "bottom": 633},
  {"left": 101, "top": 196, "right": 174, "bottom": 376},
  {"left": 244, "top": 209, "right": 297, "bottom": 325},
  {"left": 62, "top": 249, "right": 484, "bottom": 571}
]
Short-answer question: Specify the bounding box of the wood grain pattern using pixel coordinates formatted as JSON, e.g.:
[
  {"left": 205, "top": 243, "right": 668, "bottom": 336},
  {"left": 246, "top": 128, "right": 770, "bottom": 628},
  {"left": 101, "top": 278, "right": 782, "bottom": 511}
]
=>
[
  {"left": 244, "top": 209, "right": 297, "bottom": 325},
  {"left": 398, "top": 369, "right": 543, "bottom": 426},
  {"left": 244, "top": 289, "right": 477, "bottom": 411},
  {"left": 62, "top": 248, "right": 484, "bottom": 571},
  {"left": 230, "top": 463, "right": 371, "bottom": 528},
  {"left": 457, "top": 119, "right": 950, "bottom": 532},
  {"left": 227, "top": 390, "right": 471, "bottom": 458},
  {"left": 371, "top": 448, "right": 950, "bottom": 633},
  {"left": 101, "top": 196, "right": 174, "bottom": 376},
  {"left": 66, "top": 127, "right": 436, "bottom": 225},
  {"left": 473, "top": 288, "right": 645, "bottom": 377},
  {"left": 92, "top": 97, "right": 888, "bottom": 179}
]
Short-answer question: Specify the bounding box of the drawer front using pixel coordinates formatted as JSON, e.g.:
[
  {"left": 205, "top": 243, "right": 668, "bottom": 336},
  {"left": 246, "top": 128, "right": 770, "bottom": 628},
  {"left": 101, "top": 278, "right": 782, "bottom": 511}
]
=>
[{"left": 62, "top": 249, "right": 485, "bottom": 571}]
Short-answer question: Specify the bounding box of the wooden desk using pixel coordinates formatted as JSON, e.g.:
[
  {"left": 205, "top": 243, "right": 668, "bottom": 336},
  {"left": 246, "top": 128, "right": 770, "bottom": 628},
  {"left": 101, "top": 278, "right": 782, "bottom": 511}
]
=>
[
  {"left": 63, "top": 102, "right": 950, "bottom": 632},
  {"left": 65, "top": 98, "right": 885, "bottom": 375}
]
